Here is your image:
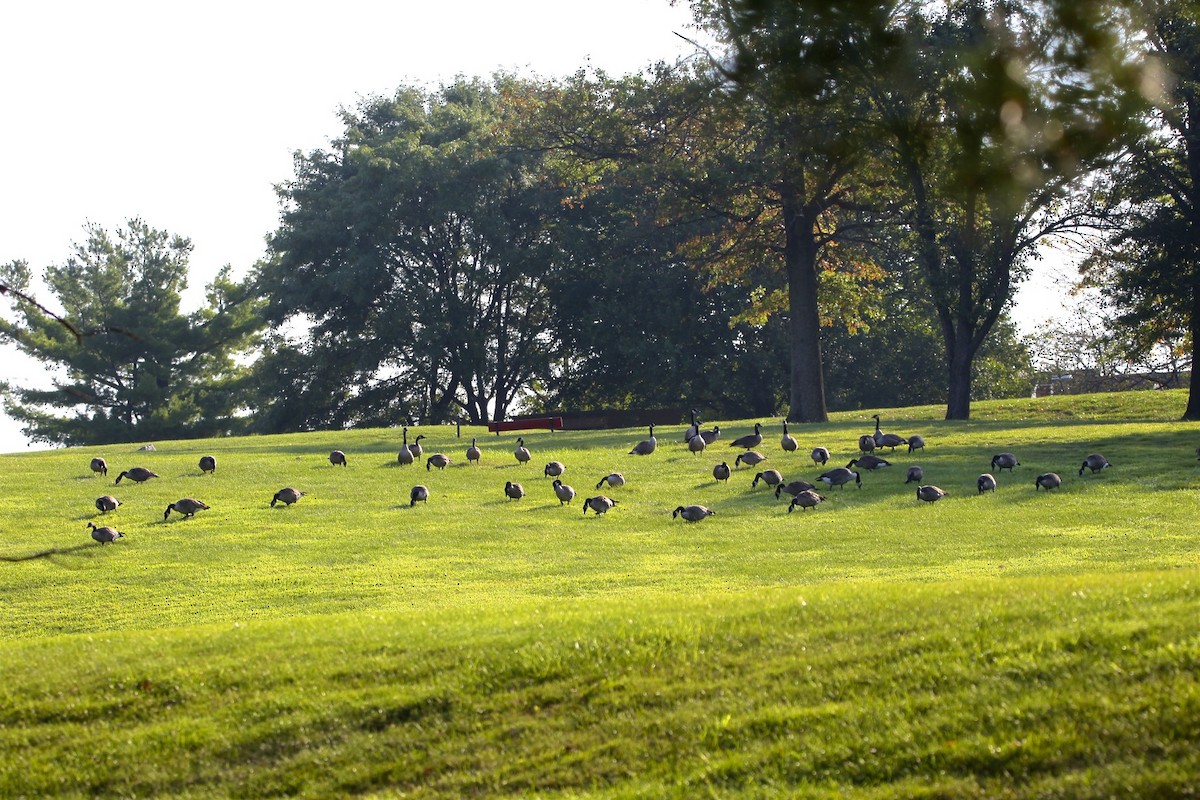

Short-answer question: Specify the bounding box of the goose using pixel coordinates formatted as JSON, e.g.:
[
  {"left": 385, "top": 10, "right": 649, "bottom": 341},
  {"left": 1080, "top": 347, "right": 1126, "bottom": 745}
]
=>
[
  {"left": 466, "top": 438, "right": 482, "bottom": 465},
  {"left": 1035, "top": 472, "right": 1062, "bottom": 491},
  {"left": 688, "top": 434, "right": 706, "bottom": 455},
  {"left": 513, "top": 437, "right": 531, "bottom": 465},
  {"left": 95, "top": 495, "right": 121, "bottom": 513},
  {"left": 780, "top": 420, "right": 798, "bottom": 452},
  {"left": 819, "top": 467, "right": 861, "bottom": 489},
  {"left": 735, "top": 451, "right": 767, "bottom": 468},
  {"left": 847, "top": 455, "right": 891, "bottom": 471},
  {"left": 164, "top": 498, "right": 210, "bottom": 520},
  {"left": 198, "top": 455, "right": 216, "bottom": 474},
  {"left": 871, "top": 414, "right": 908, "bottom": 450},
  {"left": 990, "top": 453, "right": 1020, "bottom": 472},
  {"left": 87, "top": 522, "right": 123, "bottom": 544},
  {"left": 810, "top": 447, "right": 830, "bottom": 466},
  {"left": 775, "top": 479, "right": 817, "bottom": 499},
  {"left": 905, "top": 466, "right": 923, "bottom": 484},
  {"left": 751, "top": 469, "right": 783, "bottom": 488},
  {"left": 271, "top": 488, "right": 304, "bottom": 507},
  {"left": 916, "top": 485, "right": 947, "bottom": 503},
  {"left": 397, "top": 429, "right": 415, "bottom": 465},
  {"left": 410, "top": 485, "right": 430, "bottom": 506},
  {"left": 858, "top": 435, "right": 876, "bottom": 454},
  {"left": 699, "top": 426, "right": 722, "bottom": 445},
  {"left": 682, "top": 409, "right": 700, "bottom": 443},
  {"left": 552, "top": 479, "right": 576, "bottom": 505},
  {"left": 1196, "top": 446, "right": 1200, "bottom": 461},
  {"left": 426, "top": 453, "right": 451, "bottom": 471},
  {"left": 629, "top": 425, "right": 657, "bottom": 455},
  {"left": 329, "top": 450, "right": 347, "bottom": 467},
  {"left": 713, "top": 462, "right": 731, "bottom": 483},
  {"left": 1079, "top": 454, "right": 1111, "bottom": 476},
  {"left": 978, "top": 473, "right": 997, "bottom": 494},
  {"left": 115, "top": 467, "right": 158, "bottom": 485},
  {"left": 90, "top": 457, "right": 108, "bottom": 477},
  {"left": 730, "top": 422, "right": 763, "bottom": 449},
  {"left": 407, "top": 435, "right": 426, "bottom": 459},
  {"left": 583, "top": 495, "right": 618, "bottom": 515},
  {"left": 504, "top": 481, "right": 525, "bottom": 501},
  {"left": 596, "top": 472, "right": 625, "bottom": 489},
  {"left": 672, "top": 504, "right": 715, "bottom": 522},
  {"left": 788, "top": 489, "right": 826, "bottom": 512},
  {"left": 544, "top": 461, "right": 566, "bottom": 478},
  {"left": 907, "top": 435, "right": 926, "bottom": 454}
]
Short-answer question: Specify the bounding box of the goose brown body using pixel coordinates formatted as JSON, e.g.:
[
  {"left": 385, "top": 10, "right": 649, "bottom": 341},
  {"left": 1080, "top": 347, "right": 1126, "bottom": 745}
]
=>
[
  {"left": 730, "top": 423, "right": 763, "bottom": 449},
  {"left": 713, "top": 462, "right": 731, "bottom": 483},
  {"left": 426, "top": 453, "right": 451, "bottom": 471},
  {"left": 672, "top": 504, "right": 715, "bottom": 522},
  {"left": 410, "top": 485, "right": 430, "bottom": 506},
  {"left": 583, "top": 496, "right": 618, "bottom": 515},
  {"left": 164, "top": 498, "right": 210, "bottom": 520},
  {"left": 751, "top": 469, "right": 783, "bottom": 488},
  {"left": 734, "top": 451, "right": 767, "bottom": 468},
  {"left": 95, "top": 495, "right": 121, "bottom": 513},
  {"left": 115, "top": 467, "right": 158, "bottom": 485},
  {"left": 504, "top": 481, "right": 525, "bottom": 500},
  {"left": 87, "top": 522, "right": 123, "bottom": 544},
  {"left": 916, "top": 485, "right": 947, "bottom": 503},
  {"left": 329, "top": 450, "right": 347, "bottom": 467},
  {"left": 198, "top": 455, "right": 216, "bottom": 474},
  {"left": 271, "top": 488, "right": 304, "bottom": 507},
  {"left": 90, "top": 457, "right": 108, "bottom": 477},
  {"left": 978, "top": 473, "right": 997, "bottom": 494},
  {"left": 1035, "top": 472, "right": 1062, "bottom": 491},
  {"left": 788, "top": 490, "right": 826, "bottom": 512},
  {"left": 775, "top": 479, "right": 816, "bottom": 498},
  {"left": 552, "top": 479, "right": 576, "bottom": 505}
]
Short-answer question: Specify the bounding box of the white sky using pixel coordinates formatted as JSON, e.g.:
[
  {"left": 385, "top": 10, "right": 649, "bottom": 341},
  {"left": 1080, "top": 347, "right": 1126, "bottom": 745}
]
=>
[{"left": 0, "top": 0, "right": 1071, "bottom": 453}]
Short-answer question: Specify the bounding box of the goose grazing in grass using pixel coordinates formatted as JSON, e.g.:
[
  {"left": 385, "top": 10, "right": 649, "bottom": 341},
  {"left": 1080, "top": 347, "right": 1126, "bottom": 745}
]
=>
[
  {"left": 87, "top": 522, "right": 124, "bottom": 544},
  {"left": 906, "top": 435, "right": 926, "bottom": 454},
  {"left": 504, "top": 481, "right": 525, "bottom": 501},
  {"left": 328, "top": 450, "right": 347, "bottom": 467},
  {"left": 978, "top": 473, "right": 997, "bottom": 494},
  {"left": 916, "top": 485, "right": 947, "bottom": 503},
  {"left": 583, "top": 495, "right": 618, "bottom": 515},
  {"left": 544, "top": 461, "right": 566, "bottom": 478},
  {"left": 410, "top": 485, "right": 430, "bottom": 506},
  {"left": 810, "top": 447, "right": 830, "bottom": 466},
  {"left": 713, "top": 462, "right": 731, "bottom": 483},
  {"left": 672, "top": 504, "right": 715, "bottom": 522},
  {"left": 398, "top": 429, "right": 415, "bottom": 465},
  {"left": 164, "top": 498, "right": 210, "bottom": 520},
  {"left": 513, "top": 437, "right": 531, "bottom": 465},
  {"left": 847, "top": 455, "right": 891, "bottom": 471},
  {"left": 819, "top": 467, "right": 861, "bottom": 490},
  {"left": 905, "top": 466, "right": 923, "bottom": 484},
  {"left": 990, "top": 453, "right": 1020, "bottom": 472},
  {"left": 683, "top": 408, "right": 700, "bottom": 443},
  {"left": 466, "top": 438, "right": 482, "bottom": 465},
  {"left": 788, "top": 489, "right": 826, "bottom": 512},
  {"left": 596, "top": 472, "right": 625, "bottom": 490},
  {"left": 780, "top": 420, "right": 798, "bottom": 452},
  {"left": 699, "top": 426, "right": 722, "bottom": 445},
  {"left": 90, "top": 457, "right": 108, "bottom": 477},
  {"left": 271, "top": 488, "right": 304, "bottom": 507},
  {"left": 198, "top": 455, "right": 216, "bottom": 474},
  {"left": 751, "top": 469, "right": 783, "bottom": 488},
  {"left": 95, "top": 495, "right": 121, "bottom": 513},
  {"left": 871, "top": 414, "right": 908, "bottom": 451},
  {"left": 426, "top": 453, "right": 451, "bottom": 471},
  {"left": 735, "top": 451, "right": 767, "bottom": 468},
  {"left": 115, "top": 467, "right": 158, "bottom": 485},
  {"left": 552, "top": 479, "right": 576, "bottom": 505},
  {"left": 629, "top": 425, "right": 657, "bottom": 455},
  {"left": 775, "top": 479, "right": 816, "bottom": 499},
  {"left": 1078, "top": 454, "right": 1111, "bottom": 476},
  {"left": 407, "top": 435, "right": 426, "bottom": 459},
  {"left": 858, "top": 435, "right": 876, "bottom": 454},
  {"left": 1035, "top": 472, "right": 1062, "bottom": 491},
  {"left": 688, "top": 434, "right": 706, "bottom": 455},
  {"left": 730, "top": 423, "right": 763, "bottom": 450}
]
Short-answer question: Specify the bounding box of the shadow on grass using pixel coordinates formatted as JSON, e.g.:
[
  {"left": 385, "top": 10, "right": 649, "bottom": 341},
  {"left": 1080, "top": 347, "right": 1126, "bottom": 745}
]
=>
[{"left": 0, "top": 542, "right": 105, "bottom": 562}]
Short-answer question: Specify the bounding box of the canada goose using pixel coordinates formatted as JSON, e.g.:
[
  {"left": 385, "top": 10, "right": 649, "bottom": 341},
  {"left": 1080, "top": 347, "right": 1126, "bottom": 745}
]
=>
[
  {"left": 905, "top": 466, "right": 923, "bottom": 484},
  {"left": 730, "top": 423, "right": 763, "bottom": 449},
  {"left": 90, "top": 457, "right": 108, "bottom": 477},
  {"left": 713, "top": 462, "right": 731, "bottom": 483},
  {"left": 1196, "top": 446, "right": 1200, "bottom": 461},
  {"left": 87, "top": 522, "right": 123, "bottom": 544},
  {"left": 683, "top": 409, "right": 700, "bottom": 443},
  {"left": 735, "top": 451, "right": 767, "bottom": 468},
  {"left": 407, "top": 435, "right": 426, "bottom": 459},
  {"left": 916, "top": 485, "right": 947, "bottom": 503},
  {"left": 426, "top": 453, "right": 451, "bottom": 471},
  {"left": 990, "top": 453, "right": 1020, "bottom": 472},
  {"left": 596, "top": 472, "right": 625, "bottom": 489},
  {"left": 398, "top": 429, "right": 415, "bottom": 465},
  {"left": 699, "top": 426, "right": 722, "bottom": 445},
  {"left": 552, "top": 479, "right": 576, "bottom": 505},
  {"left": 780, "top": 420, "right": 798, "bottom": 452},
  {"left": 978, "top": 473, "right": 997, "bottom": 494},
  {"left": 819, "top": 467, "right": 861, "bottom": 489},
  {"left": 629, "top": 425, "right": 657, "bottom": 455},
  {"left": 788, "top": 490, "right": 826, "bottom": 512},
  {"left": 583, "top": 495, "right": 618, "bottom": 515},
  {"left": 775, "top": 479, "right": 816, "bottom": 499},
  {"left": 544, "top": 461, "right": 566, "bottom": 478},
  {"left": 847, "top": 455, "right": 891, "bottom": 471},
  {"left": 164, "top": 498, "right": 211, "bottom": 520},
  {"left": 1079, "top": 454, "right": 1111, "bottom": 476},
  {"left": 513, "top": 437, "right": 531, "bottom": 465},
  {"left": 466, "top": 438, "right": 482, "bottom": 465},
  {"left": 329, "top": 450, "right": 347, "bottom": 467},
  {"left": 410, "top": 485, "right": 430, "bottom": 506},
  {"left": 95, "top": 495, "right": 121, "bottom": 513},
  {"left": 907, "top": 435, "right": 926, "bottom": 454},
  {"left": 672, "top": 505, "right": 715, "bottom": 522},
  {"left": 871, "top": 415, "right": 909, "bottom": 450},
  {"left": 810, "top": 447, "right": 830, "bottom": 466},
  {"left": 688, "top": 434, "right": 706, "bottom": 455},
  {"left": 1035, "top": 472, "right": 1062, "bottom": 491},
  {"left": 858, "top": 435, "right": 876, "bottom": 454},
  {"left": 198, "top": 455, "right": 216, "bottom": 474},
  {"left": 115, "top": 467, "right": 158, "bottom": 485},
  {"left": 271, "top": 488, "right": 304, "bottom": 507},
  {"left": 751, "top": 469, "right": 783, "bottom": 488},
  {"left": 504, "top": 481, "right": 525, "bottom": 501}
]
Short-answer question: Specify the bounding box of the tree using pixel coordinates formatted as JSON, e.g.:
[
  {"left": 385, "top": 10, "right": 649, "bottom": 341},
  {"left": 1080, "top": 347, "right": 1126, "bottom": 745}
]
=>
[{"left": 0, "top": 219, "right": 264, "bottom": 445}]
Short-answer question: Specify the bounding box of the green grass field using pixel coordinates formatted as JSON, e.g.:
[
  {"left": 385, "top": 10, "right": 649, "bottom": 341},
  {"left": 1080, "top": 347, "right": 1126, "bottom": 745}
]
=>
[{"left": 2, "top": 390, "right": 1198, "bottom": 798}]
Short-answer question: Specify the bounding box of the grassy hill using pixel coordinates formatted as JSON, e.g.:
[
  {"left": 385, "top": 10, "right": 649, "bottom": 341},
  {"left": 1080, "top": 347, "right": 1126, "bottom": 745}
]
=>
[{"left": 1, "top": 390, "right": 1198, "bottom": 797}]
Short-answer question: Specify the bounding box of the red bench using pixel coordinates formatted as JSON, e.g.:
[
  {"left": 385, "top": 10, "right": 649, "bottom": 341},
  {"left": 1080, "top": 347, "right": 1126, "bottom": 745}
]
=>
[{"left": 486, "top": 416, "right": 564, "bottom": 435}]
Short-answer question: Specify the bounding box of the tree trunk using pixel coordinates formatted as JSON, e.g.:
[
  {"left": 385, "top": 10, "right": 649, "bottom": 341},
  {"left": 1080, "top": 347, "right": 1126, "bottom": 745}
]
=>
[
  {"left": 945, "top": 329, "right": 974, "bottom": 420},
  {"left": 1184, "top": 284, "right": 1200, "bottom": 420},
  {"left": 783, "top": 191, "right": 828, "bottom": 423}
]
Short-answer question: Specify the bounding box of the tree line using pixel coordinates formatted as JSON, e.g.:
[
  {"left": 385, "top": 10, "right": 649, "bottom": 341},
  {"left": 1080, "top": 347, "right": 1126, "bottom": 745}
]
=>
[{"left": 2, "top": 0, "right": 1197, "bottom": 446}]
